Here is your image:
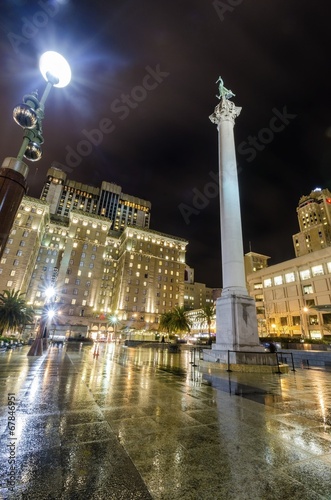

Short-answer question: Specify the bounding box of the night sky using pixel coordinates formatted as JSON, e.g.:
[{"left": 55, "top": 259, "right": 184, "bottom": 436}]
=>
[{"left": 1, "top": 0, "right": 331, "bottom": 288}]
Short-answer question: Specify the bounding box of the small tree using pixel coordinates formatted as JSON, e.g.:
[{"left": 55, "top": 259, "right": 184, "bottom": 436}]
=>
[
  {"left": 195, "top": 304, "right": 216, "bottom": 335},
  {"left": 0, "top": 290, "right": 34, "bottom": 337},
  {"left": 159, "top": 311, "right": 174, "bottom": 338},
  {"left": 169, "top": 306, "right": 191, "bottom": 338}
]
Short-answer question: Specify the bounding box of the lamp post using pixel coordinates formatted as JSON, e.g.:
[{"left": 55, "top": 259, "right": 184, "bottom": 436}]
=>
[
  {"left": 301, "top": 306, "right": 310, "bottom": 339},
  {"left": 27, "top": 285, "right": 56, "bottom": 356},
  {"left": 0, "top": 51, "right": 71, "bottom": 259}
]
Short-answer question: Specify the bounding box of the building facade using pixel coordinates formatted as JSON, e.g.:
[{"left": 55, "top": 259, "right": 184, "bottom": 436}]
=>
[
  {"left": 183, "top": 264, "right": 218, "bottom": 310},
  {"left": 40, "top": 166, "right": 151, "bottom": 231},
  {"left": 247, "top": 248, "right": 331, "bottom": 338},
  {"left": 0, "top": 195, "right": 188, "bottom": 338},
  {"left": 293, "top": 188, "right": 331, "bottom": 257}
]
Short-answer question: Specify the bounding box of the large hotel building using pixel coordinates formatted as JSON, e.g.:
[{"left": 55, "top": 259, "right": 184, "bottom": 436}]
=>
[
  {"left": 0, "top": 167, "right": 189, "bottom": 338},
  {"left": 247, "top": 188, "right": 331, "bottom": 338}
]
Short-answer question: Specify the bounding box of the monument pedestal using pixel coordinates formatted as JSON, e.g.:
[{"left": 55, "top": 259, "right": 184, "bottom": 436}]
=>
[
  {"left": 214, "top": 293, "right": 262, "bottom": 352},
  {"left": 204, "top": 293, "right": 265, "bottom": 366}
]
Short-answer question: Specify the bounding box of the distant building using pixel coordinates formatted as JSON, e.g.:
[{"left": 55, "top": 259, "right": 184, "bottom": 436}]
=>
[
  {"left": 0, "top": 199, "right": 188, "bottom": 335},
  {"left": 40, "top": 166, "right": 151, "bottom": 231},
  {"left": 244, "top": 251, "right": 270, "bottom": 275},
  {"left": 246, "top": 188, "right": 331, "bottom": 338},
  {"left": 183, "top": 265, "right": 219, "bottom": 310},
  {"left": 247, "top": 247, "right": 331, "bottom": 338},
  {"left": 293, "top": 187, "right": 331, "bottom": 257}
]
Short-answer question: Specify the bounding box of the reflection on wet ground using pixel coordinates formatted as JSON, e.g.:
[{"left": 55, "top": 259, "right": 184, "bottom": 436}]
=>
[{"left": 1, "top": 343, "right": 331, "bottom": 499}]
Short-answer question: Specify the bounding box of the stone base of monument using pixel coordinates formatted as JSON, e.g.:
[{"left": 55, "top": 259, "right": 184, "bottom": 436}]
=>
[{"left": 200, "top": 294, "right": 289, "bottom": 372}]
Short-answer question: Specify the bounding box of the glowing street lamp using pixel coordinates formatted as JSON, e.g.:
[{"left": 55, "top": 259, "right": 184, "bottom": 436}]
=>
[
  {"left": 0, "top": 51, "right": 71, "bottom": 259},
  {"left": 108, "top": 314, "right": 120, "bottom": 341},
  {"left": 27, "top": 285, "right": 57, "bottom": 356}
]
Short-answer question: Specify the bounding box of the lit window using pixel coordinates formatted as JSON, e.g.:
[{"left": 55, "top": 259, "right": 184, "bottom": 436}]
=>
[
  {"left": 300, "top": 269, "right": 311, "bottom": 280},
  {"left": 274, "top": 276, "right": 283, "bottom": 286},
  {"left": 285, "top": 272, "right": 295, "bottom": 283},
  {"left": 312, "top": 265, "right": 324, "bottom": 276},
  {"left": 264, "top": 278, "right": 272, "bottom": 288}
]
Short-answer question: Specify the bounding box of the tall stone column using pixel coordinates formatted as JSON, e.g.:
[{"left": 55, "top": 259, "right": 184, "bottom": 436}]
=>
[{"left": 208, "top": 82, "right": 261, "bottom": 357}]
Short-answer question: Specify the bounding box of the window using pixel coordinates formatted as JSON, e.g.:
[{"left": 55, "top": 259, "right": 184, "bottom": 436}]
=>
[
  {"left": 303, "top": 284, "right": 313, "bottom": 294},
  {"left": 292, "top": 316, "right": 300, "bottom": 326},
  {"left": 309, "top": 315, "right": 318, "bottom": 325},
  {"left": 280, "top": 317, "right": 287, "bottom": 326},
  {"left": 264, "top": 278, "right": 272, "bottom": 288},
  {"left": 300, "top": 269, "right": 311, "bottom": 280},
  {"left": 285, "top": 272, "right": 295, "bottom": 283},
  {"left": 253, "top": 283, "right": 263, "bottom": 290},
  {"left": 322, "top": 313, "right": 331, "bottom": 325},
  {"left": 274, "top": 276, "right": 283, "bottom": 286},
  {"left": 312, "top": 265, "right": 324, "bottom": 276}
]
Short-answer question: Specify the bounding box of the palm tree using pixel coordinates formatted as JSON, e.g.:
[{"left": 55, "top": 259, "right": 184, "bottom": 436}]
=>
[
  {"left": 196, "top": 303, "right": 216, "bottom": 335},
  {"left": 159, "top": 311, "right": 174, "bottom": 336},
  {"left": 169, "top": 306, "right": 191, "bottom": 337},
  {"left": 0, "top": 290, "right": 35, "bottom": 337}
]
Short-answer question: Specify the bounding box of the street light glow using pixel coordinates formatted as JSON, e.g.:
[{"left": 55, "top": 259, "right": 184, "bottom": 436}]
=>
[
  {"left": 39, "top": 51, "right": 71, "bottom": 88},
  {"left": 44, "top": 286, "right": 55, "bottom": 300},
  {"left": 47, "top": 309, "right": 55, "bottom": 320}
]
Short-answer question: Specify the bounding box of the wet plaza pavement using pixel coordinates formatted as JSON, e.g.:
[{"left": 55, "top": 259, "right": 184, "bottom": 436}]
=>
[{"left": 1, "top": 344, "right": 331, "bottom": 499}]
